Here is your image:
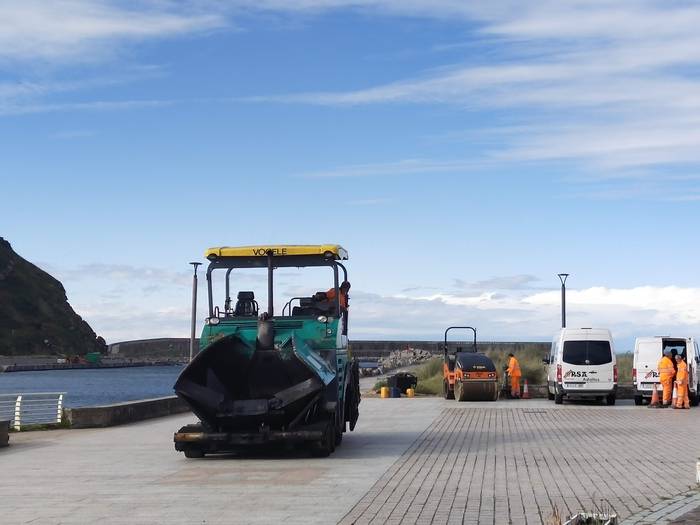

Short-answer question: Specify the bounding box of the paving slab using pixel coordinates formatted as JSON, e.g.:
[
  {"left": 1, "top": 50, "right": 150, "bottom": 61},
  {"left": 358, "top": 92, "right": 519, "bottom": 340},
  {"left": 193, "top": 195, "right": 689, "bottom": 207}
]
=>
[
  {"left": 1, "top": 398, "right": 698, "bottom": 524},
  {"left": 0, "top": 398, "right": 442, "bottom": 525},
  {"left": 339, "top": 400, "right": 700, "bottom": 524}
]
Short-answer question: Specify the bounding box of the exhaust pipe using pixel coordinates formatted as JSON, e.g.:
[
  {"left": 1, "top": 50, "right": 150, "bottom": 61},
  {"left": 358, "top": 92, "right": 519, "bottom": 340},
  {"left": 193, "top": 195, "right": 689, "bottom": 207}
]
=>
[{"left": 257, "top": 316, "right": 274, "bottom": 349}]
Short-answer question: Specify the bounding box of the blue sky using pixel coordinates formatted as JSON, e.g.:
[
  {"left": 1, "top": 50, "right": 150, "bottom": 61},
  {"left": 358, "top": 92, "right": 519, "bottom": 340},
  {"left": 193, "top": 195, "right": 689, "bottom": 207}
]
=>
[{"left": 3, "top": 1, "right": 700, "bottom": 348}]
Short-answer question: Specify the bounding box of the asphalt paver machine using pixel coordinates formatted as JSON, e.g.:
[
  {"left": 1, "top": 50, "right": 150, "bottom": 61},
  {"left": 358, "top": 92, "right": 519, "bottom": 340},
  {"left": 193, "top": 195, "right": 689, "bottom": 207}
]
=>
[
  {"left": 442, "top": 326, "right": 498, "bottom": 401},
  {"left": 174, "top": 245, "right": 360, "bottom": 458}
]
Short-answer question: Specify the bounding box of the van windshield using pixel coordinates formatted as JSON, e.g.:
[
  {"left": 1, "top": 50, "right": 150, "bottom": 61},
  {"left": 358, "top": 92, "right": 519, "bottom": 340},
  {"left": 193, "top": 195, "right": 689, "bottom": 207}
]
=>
[{"left": 563, "top": 340, "right": 612, "bottom": 365}]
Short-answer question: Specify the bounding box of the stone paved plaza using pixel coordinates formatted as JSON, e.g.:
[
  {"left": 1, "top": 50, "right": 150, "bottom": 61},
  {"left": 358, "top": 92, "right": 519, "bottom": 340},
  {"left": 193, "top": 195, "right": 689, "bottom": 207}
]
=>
[
  {"left": 1, "top": 398, "right": 698, "bottom": 524},
  {"left": 340, "top": 404, "right": 699, "bottom": 524}
]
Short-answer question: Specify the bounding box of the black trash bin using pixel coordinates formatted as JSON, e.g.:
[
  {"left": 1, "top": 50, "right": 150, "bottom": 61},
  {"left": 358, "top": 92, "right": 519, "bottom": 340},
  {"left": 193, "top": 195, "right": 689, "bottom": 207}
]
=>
[
  {"left": 0, "top": 420, "right": 9, "bottom": 448},
  {"left": 388, "top": 372, "right": 418, "bottom": 393}
]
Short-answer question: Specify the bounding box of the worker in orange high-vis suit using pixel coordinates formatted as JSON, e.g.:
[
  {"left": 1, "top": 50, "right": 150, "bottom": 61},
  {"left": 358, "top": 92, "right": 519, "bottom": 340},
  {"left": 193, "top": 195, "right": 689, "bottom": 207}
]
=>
[
  {"left": 657, "top": 349, "right": 675, "bottom": 408},
  {"left": 674, "top": 354, "right": 690, "bottom": 409},
  {"left": 325, "top": 281, "right": 350, "bottom": 310},
  {"left": 507, "top": 353, "right": 522, "bottom": 399}
]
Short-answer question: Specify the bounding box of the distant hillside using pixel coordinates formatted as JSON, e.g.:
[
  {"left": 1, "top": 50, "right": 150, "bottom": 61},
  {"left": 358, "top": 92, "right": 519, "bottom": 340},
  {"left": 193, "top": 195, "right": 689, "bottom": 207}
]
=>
[{"left": 0, "top": 238, "right": 105, "bottom": 356}]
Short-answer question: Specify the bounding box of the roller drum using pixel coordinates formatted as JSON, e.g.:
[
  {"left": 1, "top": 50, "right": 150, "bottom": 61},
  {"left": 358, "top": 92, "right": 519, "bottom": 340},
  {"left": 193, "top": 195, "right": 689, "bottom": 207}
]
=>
[{"left": 456, "top": 381, "right": 498, "bottom": 402}]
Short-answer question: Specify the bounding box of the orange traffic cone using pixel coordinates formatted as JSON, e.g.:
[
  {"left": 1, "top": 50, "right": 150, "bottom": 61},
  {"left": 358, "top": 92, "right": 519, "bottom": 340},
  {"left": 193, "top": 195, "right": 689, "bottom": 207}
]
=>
[
  {"left": 522, "top": 379, "right": 531, "bottom": 399},
  {"left": 648, "top": 383, "right": 660, "bottom": 408},
  {"left": 672, "top": 383, "right": 678, "bottom": 408}
]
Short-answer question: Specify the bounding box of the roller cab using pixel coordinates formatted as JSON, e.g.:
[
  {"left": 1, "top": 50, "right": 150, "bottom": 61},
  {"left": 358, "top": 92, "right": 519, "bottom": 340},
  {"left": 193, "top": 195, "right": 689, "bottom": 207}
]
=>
[{"left": 174, "top": 245, "right": 360, "bottom": 458}]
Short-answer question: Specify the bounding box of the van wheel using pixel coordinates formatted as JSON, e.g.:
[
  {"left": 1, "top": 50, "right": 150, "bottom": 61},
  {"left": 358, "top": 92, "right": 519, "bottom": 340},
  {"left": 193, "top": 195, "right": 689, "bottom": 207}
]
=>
[
  {"left": 606, "top": 394, "right": 616, "bottom": 406},
  {"left": 691, "top": 391, "right": 699, "bottom": 407},
  {"left": 547, "top": 390, "right": 555, "bottom": 401},
  {"left": 554, "top": 393, "right": 563, "bottom": 405},
  {"left": 634, "top": 395, "right": 643, "bottom": 406}
]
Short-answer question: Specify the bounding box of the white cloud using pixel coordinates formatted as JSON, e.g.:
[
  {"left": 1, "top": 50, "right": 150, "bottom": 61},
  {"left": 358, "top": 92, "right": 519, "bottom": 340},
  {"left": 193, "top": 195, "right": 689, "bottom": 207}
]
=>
[
  {"left": 58, "top": 266, "right": 700, "bottom": 347},
  {"left": 463, "top": 274, "right": 541, "bottom": 291},
  {"left": 242, "top": 1, "right": 700, "bottom": 183},
  {"left": 0, "top": 98, "right": 174, "bottom": 116},
  {"left": 4, "top": 0, "right": 700, "bottom": 190},
  {"left": 0, "top": 1, "right": 223, "bottom": 63},
  {"left": 45, "top": 262, "right": 193, "bottom": 287},
  {"left": 525, "top": 286, "right": 700, "bottom": 327},
  {"left": 347, "top": 285, "right": 700, "bottom": 348},
  {"left": 301, "top": 158, "right": 487, "bottom": 178}
]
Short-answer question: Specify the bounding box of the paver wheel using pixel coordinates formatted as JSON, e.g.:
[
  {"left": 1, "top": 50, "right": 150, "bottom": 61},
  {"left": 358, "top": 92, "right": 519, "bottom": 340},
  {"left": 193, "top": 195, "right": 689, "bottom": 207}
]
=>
[
  {"left": 334, "top": 425, "right": 343, "bottom": 446},
  {"left": 311, "top": 423, "right": 334, "bottom": 458},
  {"left": 184, "top": 448, "right": 205, "bottom": 459},
  {"left": 178, "top": 423, "right": 206, "bottom": 459}
]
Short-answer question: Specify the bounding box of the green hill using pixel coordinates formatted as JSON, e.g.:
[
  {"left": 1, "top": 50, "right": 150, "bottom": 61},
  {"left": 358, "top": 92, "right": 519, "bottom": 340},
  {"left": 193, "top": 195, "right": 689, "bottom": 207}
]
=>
[{"left": 0, "top": 237, "right": 105, "bottom": 356}]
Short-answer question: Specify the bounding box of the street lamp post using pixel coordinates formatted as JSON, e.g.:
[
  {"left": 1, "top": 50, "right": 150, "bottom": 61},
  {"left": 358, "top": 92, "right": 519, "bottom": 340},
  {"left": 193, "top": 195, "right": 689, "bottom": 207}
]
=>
[
  {"left": 189, "top": 262, "right": 202, "bottom": 362},
  {"left": 557, "top": 273, "right": 569, "bottom": 328}
]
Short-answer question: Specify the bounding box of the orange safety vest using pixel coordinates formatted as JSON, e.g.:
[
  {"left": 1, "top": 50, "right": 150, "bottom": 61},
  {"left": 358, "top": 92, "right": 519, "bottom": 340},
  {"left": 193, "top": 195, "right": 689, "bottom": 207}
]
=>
[
  {"left": 657, "top": 356, "right": 675, "bottom": 382},
  {"left": 676, "top": 360, "right": 688, "bottom": 385},
  {"left": 507, "top": 356, "right": 521, "bottom": 377},
  {"left": 325, "top": 288, "right": 347, "bottom": 309}
]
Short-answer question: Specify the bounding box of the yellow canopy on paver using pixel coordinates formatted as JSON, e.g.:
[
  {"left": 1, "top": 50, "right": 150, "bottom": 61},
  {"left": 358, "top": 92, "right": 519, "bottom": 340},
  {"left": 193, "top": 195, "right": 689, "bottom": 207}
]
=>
[{"left": 205, "top": 244, "right": 348, "bottom": 260}]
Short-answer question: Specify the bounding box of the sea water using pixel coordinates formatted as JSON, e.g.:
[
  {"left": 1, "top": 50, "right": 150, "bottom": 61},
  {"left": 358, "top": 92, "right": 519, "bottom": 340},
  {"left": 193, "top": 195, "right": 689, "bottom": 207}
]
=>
[{"left": 0, "top": 365, "right": 184, "bottom": 407}]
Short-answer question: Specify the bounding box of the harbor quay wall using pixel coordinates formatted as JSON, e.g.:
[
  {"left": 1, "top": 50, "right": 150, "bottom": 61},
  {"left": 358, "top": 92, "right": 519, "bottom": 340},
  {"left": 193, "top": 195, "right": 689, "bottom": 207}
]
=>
[
  {"left": 66, "top": 396, "right": 189, "bottom": 429},
  {"left": 349, "top": 340, "right": 550, "bottom": 358},
  {"left": 109, "top": 338, "right": 550, "bottom": 359}
]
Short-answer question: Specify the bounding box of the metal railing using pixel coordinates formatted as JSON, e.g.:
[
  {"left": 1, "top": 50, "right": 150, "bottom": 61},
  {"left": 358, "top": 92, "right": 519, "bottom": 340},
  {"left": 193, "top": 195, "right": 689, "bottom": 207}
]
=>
[{"left": 0, "top": 392, "right": 65, "bottom": 431}]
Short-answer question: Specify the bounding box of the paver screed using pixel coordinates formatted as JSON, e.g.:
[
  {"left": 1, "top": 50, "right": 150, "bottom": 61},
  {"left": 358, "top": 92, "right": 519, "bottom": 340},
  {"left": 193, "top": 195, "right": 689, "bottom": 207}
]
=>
[{"left": 339, "top": 407, "right": 700, "bottom": 525}]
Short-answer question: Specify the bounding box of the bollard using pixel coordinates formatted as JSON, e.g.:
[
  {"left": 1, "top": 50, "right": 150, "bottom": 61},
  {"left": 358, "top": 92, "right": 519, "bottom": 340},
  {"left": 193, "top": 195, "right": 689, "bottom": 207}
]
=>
[
  {"left": 14, "top": 395, "right": 22, "bottom": 431},
  {"left": 380, "top": 386, "right": 390, "bottom": 399},
  {"left": 406, "top": 388, "right": 415, "bottom": 398}
]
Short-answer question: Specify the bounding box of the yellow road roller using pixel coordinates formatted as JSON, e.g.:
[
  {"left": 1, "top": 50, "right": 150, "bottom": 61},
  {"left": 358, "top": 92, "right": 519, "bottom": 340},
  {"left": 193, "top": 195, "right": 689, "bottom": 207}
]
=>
[{"left": 442, "top": 326, "right": 499, "bottom": 401}]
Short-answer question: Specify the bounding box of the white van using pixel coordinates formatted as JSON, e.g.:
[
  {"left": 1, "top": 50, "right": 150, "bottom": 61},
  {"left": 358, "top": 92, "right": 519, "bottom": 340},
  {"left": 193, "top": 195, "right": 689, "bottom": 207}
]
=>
[
  {"left": 545, "top": 328, "right": 617, "bottom": 405},
  {"left": 632, "top": 336, "right": 700, "bottom": 406}
]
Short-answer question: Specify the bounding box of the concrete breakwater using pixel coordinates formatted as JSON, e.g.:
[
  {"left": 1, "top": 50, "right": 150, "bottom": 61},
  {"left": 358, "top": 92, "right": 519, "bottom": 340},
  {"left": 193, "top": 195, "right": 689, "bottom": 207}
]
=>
[
  {"left": 109, "top": 337, "right": 550, "bottom": 360},
  {"left": 349, "top": 340, "right": 550, "bottom": 358},
  {"left": 0, "top": 360, "right": 182, "bottom": 373}
]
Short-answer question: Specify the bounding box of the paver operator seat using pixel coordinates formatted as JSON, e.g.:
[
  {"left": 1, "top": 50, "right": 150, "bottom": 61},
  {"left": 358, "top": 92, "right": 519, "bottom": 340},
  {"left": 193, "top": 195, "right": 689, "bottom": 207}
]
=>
[{"left": 234, "top": 291, "right": 258, "bottom": 317}]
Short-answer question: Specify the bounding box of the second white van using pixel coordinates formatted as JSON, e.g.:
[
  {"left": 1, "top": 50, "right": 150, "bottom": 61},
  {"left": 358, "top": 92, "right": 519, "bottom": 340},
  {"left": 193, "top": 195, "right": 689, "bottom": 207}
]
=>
[
  {"left": 545, "top": 328, "right": 617, "bottom": 405},
  {"left": 633, "top": 336, "right": 700, "bottom": 406}
]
